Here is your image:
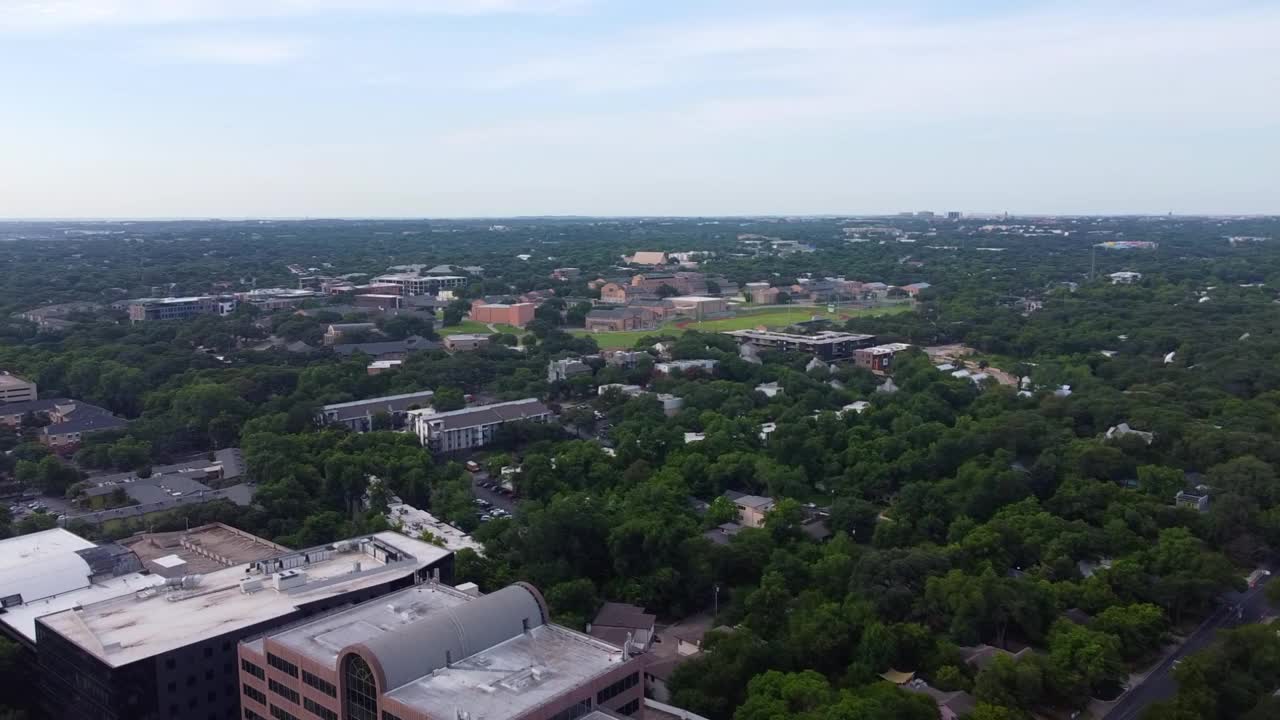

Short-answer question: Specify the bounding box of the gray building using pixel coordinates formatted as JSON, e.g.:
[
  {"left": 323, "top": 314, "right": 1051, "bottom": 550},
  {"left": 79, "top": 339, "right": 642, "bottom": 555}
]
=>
[{"left": 317, "top": 390, "right": 436, "bottom": 432}]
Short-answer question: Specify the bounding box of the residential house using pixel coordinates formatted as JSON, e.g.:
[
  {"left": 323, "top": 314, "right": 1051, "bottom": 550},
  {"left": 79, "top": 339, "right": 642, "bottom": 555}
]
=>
[
  {"left": 724, "top": 490, "right": 774, "bottom": 528},
  {"left": 1109, "top": 271, "right": 1143, "bottom": 285},
  {"left": 1175, "top": 490, "right": 1210, "bottom": 512},
  {"left": 323, "top": 322, "right": 378, "bottom": 345},
  {"left": 587, "top": 602, "right": 656, "bottom": 654}
]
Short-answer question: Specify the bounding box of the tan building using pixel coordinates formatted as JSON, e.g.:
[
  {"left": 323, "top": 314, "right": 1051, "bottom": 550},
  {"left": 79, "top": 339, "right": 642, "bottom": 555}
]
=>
[
  {"left": 585, "top": 307, "right": 657, "bottom": 332},
  {"left": 670, "top": 295, "right": 727, "bottom": 320},
  {"left": 470, "top": 300, "right": 536, "bottom": 327},
  {"left": 0, "top": 372, "right": 36, "bottom": 403},
  {"left": 599, "top": 282, "right": 634, "bottom": 304},
  {"left": 627, "top": 251, "right": 667, "bottom": 265}
]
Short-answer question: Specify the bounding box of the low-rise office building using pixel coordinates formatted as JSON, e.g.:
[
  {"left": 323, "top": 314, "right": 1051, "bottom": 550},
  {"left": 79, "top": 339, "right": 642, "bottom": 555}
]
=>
[
  {"left": 723, "top": 329, "right": 877, "bottom": 361},
  {"left": 371, "top": 273, "right": 468, "bottom": 296},
  {"left": 585, "top": 307, "right": 658, "bottom": 332},
  {"left": 239, "top": 581, "right": 645, "bottom": 720},
  {"left": 128, "top": 296, "right": 237, "bottom": 323},
  {"left": 409, "top": 399, "right": 551, "bottom": 453},
  {"left": 36, "top": 531, "right": 452, "bottom": 720}
]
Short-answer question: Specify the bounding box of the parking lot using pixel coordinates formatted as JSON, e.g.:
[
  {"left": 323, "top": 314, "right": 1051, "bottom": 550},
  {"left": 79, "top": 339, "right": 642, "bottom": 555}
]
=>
[{"left": 469, "top": 470, "right": 517, "bottom": 514}]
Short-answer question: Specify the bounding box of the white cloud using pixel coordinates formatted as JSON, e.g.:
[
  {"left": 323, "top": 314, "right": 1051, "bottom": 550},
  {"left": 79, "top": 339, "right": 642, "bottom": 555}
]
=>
[{"left": 0, "top": 0, "right": 590, "bottom": 31}]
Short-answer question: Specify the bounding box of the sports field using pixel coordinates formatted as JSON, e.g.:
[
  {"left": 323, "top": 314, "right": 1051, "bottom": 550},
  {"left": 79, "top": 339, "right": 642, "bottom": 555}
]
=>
[{"left": 574, "top": 303, "right": 911, "bottom": 349}]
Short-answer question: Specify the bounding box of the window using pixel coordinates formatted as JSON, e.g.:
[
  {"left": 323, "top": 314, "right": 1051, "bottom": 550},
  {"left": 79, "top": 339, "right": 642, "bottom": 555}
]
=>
[
  {"left": 269, "top": 679, "right": 300, "bottom": 705},
  {"left": 268, "top": 654, "right": 299, "bottom": 678},
  {"left": 270, "top": 707, "right": 301, "bottom": 720},
  {"left": 596, "top": 672, "right": 639, "bottom": 704},
  {"left": 243, "top": 659, "right": 266, "bottom": 680},
  {"left": 618, "top": 698, "right": 641, "bottom": 716},
  {"left": 304, "top": 697, "right": 338, "bottom": 720},
  {"left": 303, "top": 670, "right": 337, "bottom": 697},
  {"left": 343, "top": 654, "right": 379, "bottom": 720},
  {"left": 244, "top": 684, "right": 267, "bottom": 706},
  {"left": 381, "top": 713, "right": 402, "bottom": 720},
  {"left": 245, "top": 710, "right": 266, "bottom": 720}
]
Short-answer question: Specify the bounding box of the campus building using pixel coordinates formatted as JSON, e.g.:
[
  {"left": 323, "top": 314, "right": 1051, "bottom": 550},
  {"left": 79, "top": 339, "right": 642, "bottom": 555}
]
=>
[
  {"left": 238, "top": 581, "right": 645, "bottom": 720},
  {"left": 128, "top": 296, "right": 237, "bottom": 323},
  {"left": 0, "top": 371, "right": 36, "bottom": 403},
  {"left": 371, "top": 274, "right": 468, "bottom": 297},
  {"left": 409, "top": 399, "right": 551, "bottom": 453},
  {"left": 33, "top": 531, "right": 453, "bottom": 720},
  {"left": 470, "top": 300, "right": 536, "bottom": 327},
  {"left": 854, "top": 343, "right": 914, "bottom": 374},
  {"left": 723, "top": 329, "right": 877, "bottom": 361}
]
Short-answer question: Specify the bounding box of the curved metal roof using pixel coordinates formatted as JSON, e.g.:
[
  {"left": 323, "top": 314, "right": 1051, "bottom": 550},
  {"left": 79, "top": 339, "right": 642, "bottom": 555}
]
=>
[{"left": 352, "top": 583, "right": 548, "bottom": 691}]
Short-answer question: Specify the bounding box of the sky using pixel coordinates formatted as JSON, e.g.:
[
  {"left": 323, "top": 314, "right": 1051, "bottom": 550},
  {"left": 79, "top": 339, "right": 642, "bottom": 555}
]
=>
[{"left": 1, "top": 0, "right": 1277, "bottom": 218}]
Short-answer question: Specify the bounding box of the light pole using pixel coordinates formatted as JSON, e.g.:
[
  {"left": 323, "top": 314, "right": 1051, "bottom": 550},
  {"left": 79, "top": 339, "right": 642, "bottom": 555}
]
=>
[{"left": 713, "top": 584, "right": 720, "bottom": 616}]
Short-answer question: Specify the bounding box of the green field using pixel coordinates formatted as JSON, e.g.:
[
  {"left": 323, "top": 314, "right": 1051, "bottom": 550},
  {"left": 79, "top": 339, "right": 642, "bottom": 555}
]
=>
[
  {"left": 441, "top": 321, "right": 518, "bottom": 336},
  {"left": 574, "top": 304, "right": 912, "bottom": 349}
]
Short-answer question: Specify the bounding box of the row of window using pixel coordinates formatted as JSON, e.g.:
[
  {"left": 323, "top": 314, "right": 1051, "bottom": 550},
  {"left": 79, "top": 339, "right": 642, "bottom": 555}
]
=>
[
  {"left": 245, "top": 710, "right": 266, "bottom": 720},
  {"left": 243, "top": 659, "right": 266, "bottom": 680},
  {"left": 302, "top": 669, "right": 337, "bottom": 697},
  {"left": 304, "top": 697, "right": 338, "bottom": 720},
  {"left": 550, "top": 699, "right": 593, "bottom": 720},
  {"left": 244, "top": 684, "right": 267, "bottom": 706},
  {"left": 597, "top": 672, "right": 639, "bottom": 704},
  {"left": 270, "top": 705, "right": 301, "bottom": 720},
  {"left": 618, "top": 698, "right": 641, "bottom": 716},
  {"left": 268, "top": 654, "right": 299, "bottom": 678},
  {"left": 269, "top": 678, "right": 300, "bottom": 705}
]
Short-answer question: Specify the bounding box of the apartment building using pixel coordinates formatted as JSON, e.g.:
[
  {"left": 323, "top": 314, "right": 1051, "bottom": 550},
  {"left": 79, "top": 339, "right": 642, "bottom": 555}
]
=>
[
  {"left": 409, "top": 399, "right": 551, "bottom": 453},
  {"left": 854, "top": 343, "right": 914, "bottom": 374},
  {"left": 239, "top": 581, "right": 645, "bottom": 720},
  {"left": 317, "top": 391, "right": 436, "bottom": 432},
  {"left": 723, "top": 330, "right": 877, "bottom": 361}
]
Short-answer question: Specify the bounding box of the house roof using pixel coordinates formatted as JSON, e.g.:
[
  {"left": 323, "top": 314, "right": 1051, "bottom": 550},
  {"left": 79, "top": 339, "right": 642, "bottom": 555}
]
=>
[
  {"left": 331, "top": 336, "right": 439, "bottom": 356},
  {"left": 592, "top": 602, "right": 656, "bottom": 632}
]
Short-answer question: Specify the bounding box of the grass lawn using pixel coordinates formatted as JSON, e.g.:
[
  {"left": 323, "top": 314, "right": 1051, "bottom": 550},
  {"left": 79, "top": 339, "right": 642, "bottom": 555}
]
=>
[
  {"left": 441, "top": 320, "right": 518, "bottom": 336},
  {"left": 575, "top": 303, "right": 912, "bottom": 349}
]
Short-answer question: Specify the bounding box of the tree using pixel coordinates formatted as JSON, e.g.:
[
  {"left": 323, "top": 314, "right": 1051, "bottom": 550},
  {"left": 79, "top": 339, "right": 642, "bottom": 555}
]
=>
[
  {"left": 1046, "top": 620, "right": 1123, "bottom": 700},
  {"left": 432, "top": 388, "right": 466, "bottom": 412},
  {"left": 1092, "top": 603, "right": 1167, "bottom": 661},
  {"left": 1137, "top": 465, "right": 1184, "bottom": 499}
]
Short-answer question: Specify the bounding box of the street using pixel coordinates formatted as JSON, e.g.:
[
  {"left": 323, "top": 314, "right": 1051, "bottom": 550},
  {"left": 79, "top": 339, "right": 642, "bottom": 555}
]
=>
[{"left": 1103, "top": 575, "right": 1276, "bottom": 720}]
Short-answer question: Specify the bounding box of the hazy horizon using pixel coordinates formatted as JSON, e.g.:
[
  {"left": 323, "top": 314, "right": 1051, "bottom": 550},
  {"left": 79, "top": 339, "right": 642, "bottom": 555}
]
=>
[{"left": 2, "top": 0, "right": 1277, "bottom": 218}]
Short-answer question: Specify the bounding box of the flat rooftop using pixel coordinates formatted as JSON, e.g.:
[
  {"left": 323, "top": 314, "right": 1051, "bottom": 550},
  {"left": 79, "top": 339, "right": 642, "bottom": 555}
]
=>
[
  {"left": 387, "top": 623, "right": 628, "bottom": 719},
  {"left": 0, "top": 373, "right": 32, "bottom": 389},
  {"left": 388, "top": 502, "right": 484, "bottom": 555},
  {"left": 724, "top": 329, "right": 875, "bottom": 344},
  {"left": 38, "top": 532, "right": 450, "bottom": 667},
  {"left": 121, "top": 523, "right": 286, "bottom": 574}
]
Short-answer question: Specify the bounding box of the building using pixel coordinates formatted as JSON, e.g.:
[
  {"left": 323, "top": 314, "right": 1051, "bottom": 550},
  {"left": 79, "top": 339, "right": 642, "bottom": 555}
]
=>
[
  {"left": 470, "top": 300, "right": 536, "bottom": 327},
  {"left": 443, "top": 333, "right": 492, "bottom": 352},
  {"left": 551, "top": 267, "right": 581, "bottom": 281},
  {"left": 317, "top": 391, "right": 436, "bottom": 433},
  {"left": 723, "top": 330, "right": 876, "bottom": 360},
  {"left": 755, "top": 382, "right": 783, "bottom": 398},
  {"left": 331, "top": 336, "right": 439, "bottom": 362},
  {"left": 626, "top": 251, "right": 667, "bottom": 266},
  {"left": 631, "top": 272, "right": 706, "bottom": 295},
  {"left": 371, "top": 273, "right": 468, "bottom": 296},
  {"left": 724, "top": 490, "right": 775, "bottom": 528},
  {"left": 78, "top": 449, "right": 245, "bottom": 509},
  {"left": 237, "top": 288, "right": 322, "bottom": 311},
  {"left": 127, "top": 296, "right": 237, "bottom": 323},
  {"left": 0, "top": 371, "right": 36, "bottom": 403},
  {"left": 603, "top": 350, "right": 650, "bottom": 368},
  {"left": 669, "top": 296, "right": 727, "bottom": 320},
  {"left": 585, "top": 307, "right": 657, "bottom": 333},
  {"left": 238, "top": 581, "right": 645, "bottom": 720},
  {"left": 854, "top": 343, "right": 913, "bottom": 374},
  {"left": 946, "top": 211, "right": 962, "bottom": 221},
  {"left": 1175, "top": 490, "right": 1210, "bottom": 512},
  {"left": 548, "top": 358, "right": 593, "bottom": 383},
  {"left": 15, "top": 301, "right": 102, "bottom": 330},
  {"left": 353, "top": 294, "right": 404, "bottom": 311},
  {"left": 324, "top": 323, "right": 378, "bottom": 345},
  {"left": 588, "top": 602, "right": 656, "bottom": 654},
  {"left": 1109, "top": 271, "right": 1143, "bottom": 285},
  {"left": 367, "top": 360, "right": 402, "bottom": 375},
  {"left": 36, "top": 531, "right": 453, "bottom": 720},
  {"left": 0, "top": 398, "right": 128, "bottom": 448},
  {"left": 654, "top": 359, "right": 718, "bottom": 375},
  {"left": 410, "top": 399, "right": 551, "bottom": 453},
  {"left": 742, "top": 282, "right": 779, "bottom": 305},
  {"left": 898, "top": 282, "right": 931, "bottom": 297}
]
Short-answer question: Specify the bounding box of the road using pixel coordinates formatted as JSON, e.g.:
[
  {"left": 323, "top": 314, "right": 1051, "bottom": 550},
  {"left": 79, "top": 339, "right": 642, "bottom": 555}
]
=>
[{"left": 1103, "top": 575, "right": 1275, "bottom": 720}]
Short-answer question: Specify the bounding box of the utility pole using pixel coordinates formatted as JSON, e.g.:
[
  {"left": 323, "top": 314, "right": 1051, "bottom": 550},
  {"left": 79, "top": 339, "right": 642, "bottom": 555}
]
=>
[{"left": 1090, "top": 245, "right": 1096, "bottom": 281}]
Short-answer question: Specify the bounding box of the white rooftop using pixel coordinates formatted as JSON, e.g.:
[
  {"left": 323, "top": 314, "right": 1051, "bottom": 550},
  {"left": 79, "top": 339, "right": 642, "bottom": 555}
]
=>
[
  {"left": 38, "top": 532, "right": 450, "bottom": 667},
  {"left": 387, "top": 502, "right": 485, "bottom": 555},
  {"left": 0, "top": 529, "right": 96, "bottom": 605}
]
